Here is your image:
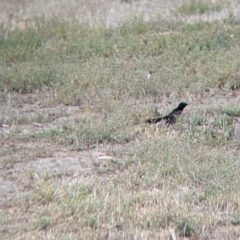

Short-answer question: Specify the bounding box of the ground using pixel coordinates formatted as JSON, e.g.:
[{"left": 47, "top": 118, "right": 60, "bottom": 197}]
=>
[{"left": 1, "top": 0, "right": 240, "bottom": 239}]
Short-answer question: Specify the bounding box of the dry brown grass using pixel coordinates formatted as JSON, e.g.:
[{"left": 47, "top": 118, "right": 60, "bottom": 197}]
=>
[{"left": 1, "top": 0, "right": 240, "bottom": 239}]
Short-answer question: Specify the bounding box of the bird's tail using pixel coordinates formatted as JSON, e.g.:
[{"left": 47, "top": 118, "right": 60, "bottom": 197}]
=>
[{"left": 145, "top": 117, "right": 163, "bottom": 124}]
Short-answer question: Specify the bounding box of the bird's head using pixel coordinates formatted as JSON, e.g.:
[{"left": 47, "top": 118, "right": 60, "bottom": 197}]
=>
[{"left": 178, "top": 102, "right": 188, "bottom": 109}]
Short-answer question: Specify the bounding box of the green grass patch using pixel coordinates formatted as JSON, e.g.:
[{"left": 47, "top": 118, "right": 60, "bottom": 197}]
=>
[
  {"left": 1, "top": 18, "right": 240, "bottom": 96},
  {"left": 57, "top": 114, "right": 138, "bottom": 148},
  {"left": 223, "top": 108, "right": 240, "bottom": 117},
  {"left": 178, "top": 0, "right": 221, "bottom": 15}
]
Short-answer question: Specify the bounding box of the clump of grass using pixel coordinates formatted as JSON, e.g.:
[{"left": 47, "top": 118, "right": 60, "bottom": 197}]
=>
[
  {"left": 223, "top": 108, "right": 240, "bottom": 117},
  {"left": 33, "top": 129, "right": 60, "bottom": 139},
  {"left": 178, "top": 0, "right": 221, "bottom": 15},
  {"left": 213, "top": 115, "right": 234, "bottom": 127},
  {"left": 181, "top": 21, "right": 208, "bottom": 32},
  {"left": 191, "top": 115, "right": 204, "bottom": 127},
  {"left": 33, "top": 109, "right": 140, "bottom": 149},
  {"left": 58, "top": 116, "right": 138, "bottom": 147},
  {"left": 176, "top": 218, "right": 195, "bottom": 237},
  {"left": 0, "top": 28, "right": 43, "bottom": 62},
  {"left": 37, "top": 217, "right": 52, "bottom": 231}
]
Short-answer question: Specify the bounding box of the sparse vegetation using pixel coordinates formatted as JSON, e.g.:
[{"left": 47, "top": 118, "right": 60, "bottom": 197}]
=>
[
  {"left": 178, "top": 0, "right": 221, "bottom": 15},
  {"left": 1, "top": 0, "right": 240, "bottom": 239}
]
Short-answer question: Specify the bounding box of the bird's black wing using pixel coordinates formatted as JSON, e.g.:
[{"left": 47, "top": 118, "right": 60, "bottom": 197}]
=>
[
  {"left": 163, "top": 115, "right": 177, "bottom": 127},
  {"left": 168, "top": 108, "right": 183, "bottom": 117},
  {"left": 163, "top": 108, "right": 184, "bottom": 126}
]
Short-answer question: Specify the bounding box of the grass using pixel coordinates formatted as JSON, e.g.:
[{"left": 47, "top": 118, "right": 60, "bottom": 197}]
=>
[
  {"left": 178, "top": 0, "right": 221, "bottom": 15},
  {"left": 1, "top": 1, "right": 240, "bottom": 239}
]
